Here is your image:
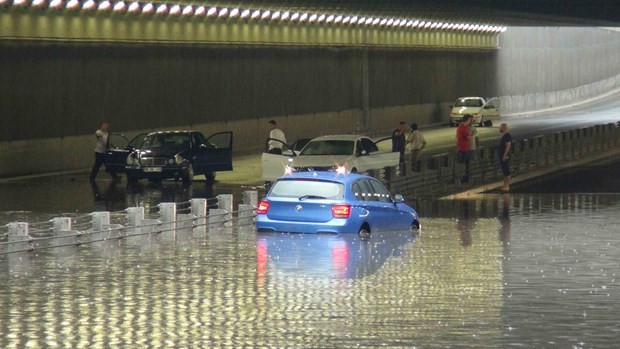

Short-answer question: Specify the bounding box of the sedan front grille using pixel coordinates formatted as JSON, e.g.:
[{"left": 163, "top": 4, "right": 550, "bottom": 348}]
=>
[{"left": 140, "top": 157, "right": 168, "bottom": 166}]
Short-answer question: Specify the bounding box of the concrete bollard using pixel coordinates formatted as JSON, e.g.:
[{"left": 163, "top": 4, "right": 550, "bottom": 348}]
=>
[
  {"left": 158, "top": 202, "right": 177, "bottom": 239},
  {"left": 217, "top": 194, "right": 233, "bottom": 227},
  {"left": 91, "top": 212, "right": 110, "bottom": 243},
  {"left": 208, "top": 209, "right": 228, "bottom": 231},
  {"left": 8, "top": 222, "right": 31, "bottom": 253},
  {"left": 243, "top": 191, "right": 258, "bottom": 208},
  {"left": 191, "top": 199, "right": 207, "bottom": 234},
  {"left": 53, "top": 217, "right": 75, "bottom": 247},
  {"left": 126, "top": 207, "right": 144, "bottom": 226},
  {"left": 238, "top": 204, "right": 255, "bottom": 226},
  {"left": 126, "top": 207, "right": 144, "bottom": 237},
  {"left": 176, "top": 214, "right": 195, "bottom": 239},
  {"left": 53, "top": 217, "right": 71, "bottom": 232}
]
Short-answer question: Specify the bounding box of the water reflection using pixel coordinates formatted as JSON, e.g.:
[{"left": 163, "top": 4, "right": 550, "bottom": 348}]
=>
[
  {"left": 455, "top": 200, "right": 475, "bottom": 247},
  {"left": 0, "top": 176, "right": 258, "bottom": 226},
  {"left": 256, "top": 231, "right": 415, "bottom": 280},
  {"left": 498, "top": 192, "right": 511, "bottom": 246},
  {"left": 3, "top": 178, "right": 620, "bottom": 347},
  {"left": 1, "top": 193, "right": 620, "bottom": 347}
]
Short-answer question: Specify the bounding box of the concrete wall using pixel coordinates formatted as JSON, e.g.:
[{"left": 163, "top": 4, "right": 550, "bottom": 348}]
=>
[
  {"left": 497, "top": 27, "right": 620, "bottom": 115},
  {"left": 4, "top": 27, "right": 620, "bottom": 178},
  {"left": 0, "top": 42, "right": 496, "bottom": 177}
]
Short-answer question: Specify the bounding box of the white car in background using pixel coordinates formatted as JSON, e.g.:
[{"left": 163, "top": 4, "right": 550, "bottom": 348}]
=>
[
  {"left": 262, "top": 134, "right": 400, "bottom": 182},
  {"left": 449, "top": 96, "right": 500, "bottom": 126}
]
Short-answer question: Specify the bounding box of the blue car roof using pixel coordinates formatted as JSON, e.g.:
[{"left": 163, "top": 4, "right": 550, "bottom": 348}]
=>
[{"left": 276, "top": 171, "right": 370, "bottom": 184}]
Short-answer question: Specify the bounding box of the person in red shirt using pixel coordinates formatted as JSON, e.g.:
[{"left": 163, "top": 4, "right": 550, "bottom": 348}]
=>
[{"left": 456, "top": 114, "right": 474, "bottom": 183}]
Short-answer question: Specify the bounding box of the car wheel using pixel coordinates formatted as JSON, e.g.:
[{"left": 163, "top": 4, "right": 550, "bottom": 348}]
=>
[
  {"left": 410, "top": 221, "right": 421, "bottom": 235},
  {"left": 358, "top": 224, "right": 371, "bottom": 240},
  {"left": 182, "top": 164, "right": 194, "bottom": 183},
  {"left": 206, "top": 171, "right": 216, "bottom": 182}
]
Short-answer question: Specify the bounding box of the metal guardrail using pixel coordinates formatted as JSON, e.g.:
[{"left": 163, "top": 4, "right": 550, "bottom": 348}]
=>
[
  {"left": 0, "top": 191, "right": 258, "bottom": 255},
  {"left": 370, "top": 123, "right": 620, "bottom": 197}
]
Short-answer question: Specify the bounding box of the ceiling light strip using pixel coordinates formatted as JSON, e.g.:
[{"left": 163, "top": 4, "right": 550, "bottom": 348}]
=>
[{"left": 3, "top": 0, "right": 508, "bottom": 33}]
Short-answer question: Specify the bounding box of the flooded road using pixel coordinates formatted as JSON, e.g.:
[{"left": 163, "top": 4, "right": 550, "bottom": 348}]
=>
[{"left": 2, "top": 163, "right": 620, "bottom": 347}]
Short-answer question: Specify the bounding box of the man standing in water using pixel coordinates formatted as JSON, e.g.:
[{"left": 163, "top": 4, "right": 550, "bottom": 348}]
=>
[
  {"left": 456, "top": 114, "right": 474, "bottom": 183},
  {"left": 498, "top": 123, "right": 512, "bottom": 191},
  {"left": 89, "top": 121, "right": 119, "bottom": 182}
]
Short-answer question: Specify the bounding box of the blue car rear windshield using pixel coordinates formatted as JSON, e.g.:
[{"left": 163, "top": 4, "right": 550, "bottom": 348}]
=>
[{"left": 270, "top": 179, "right": 345, "bottom": 200}]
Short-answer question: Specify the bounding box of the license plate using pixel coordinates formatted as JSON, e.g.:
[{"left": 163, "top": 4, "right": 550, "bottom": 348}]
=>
[{"left": 144, "top": 167, "right": 162, "bottom": 173}]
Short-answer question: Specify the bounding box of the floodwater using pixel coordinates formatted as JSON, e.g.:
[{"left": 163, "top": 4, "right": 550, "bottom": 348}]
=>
[{"left": 1, "top": 163, "right": 620, "bottom": 348}]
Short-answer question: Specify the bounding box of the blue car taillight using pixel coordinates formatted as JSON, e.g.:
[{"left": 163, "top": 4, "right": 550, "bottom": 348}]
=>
[
  {"left": 331, "top": 204, "right": 351, "bottom": 218},
  {"left": 257, "top": 200, "right": 270, "bottom": 215}
]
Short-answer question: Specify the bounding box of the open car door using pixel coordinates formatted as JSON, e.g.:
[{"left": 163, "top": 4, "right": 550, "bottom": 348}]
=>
[
  {"left": 262, "top": 138, "right": 298, "bottom": 181},
  {"left": 104, "top": 133, "right": 148, "bottom": 174},
  {"left": 481, "top": 97, "right": 501, "bottom": 122},
  {"left": 353, "top": 137, "right": 400, "bottom": 172},
  {"left": 194, "top": 131, "right": 233, "bottom": 173}
]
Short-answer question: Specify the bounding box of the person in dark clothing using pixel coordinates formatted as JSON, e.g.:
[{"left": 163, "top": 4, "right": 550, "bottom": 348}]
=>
[
  {"left": 498, "top": 123, "right": 512, "bottom": 191},
  {"left": 392, "top": 121, "right": 407, "bottom": 164}
]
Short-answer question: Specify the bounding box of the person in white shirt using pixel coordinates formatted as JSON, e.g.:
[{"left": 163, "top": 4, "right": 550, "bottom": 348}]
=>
[
  {"left": 267, "top": 120, "right": 286, "bottom": 154},
  {"left": 89, "top": 122, "right": 119, "bottom": 181},
  {"left": 469, "top": 123, "right": 479, "bottom": 159},
  {"left": 405, "top": 123, "right": 427, "bottom": 170}
]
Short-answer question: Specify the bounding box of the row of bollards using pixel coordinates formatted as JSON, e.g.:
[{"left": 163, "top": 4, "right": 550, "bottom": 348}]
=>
[{"left": 4, "top": 190, "right": 259, "bottom": 254}]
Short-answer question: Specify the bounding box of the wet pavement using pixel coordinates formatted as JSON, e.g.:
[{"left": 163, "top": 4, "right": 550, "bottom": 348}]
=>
[{"left": 2, "top": 160, "right": 620, "bottom": 347}]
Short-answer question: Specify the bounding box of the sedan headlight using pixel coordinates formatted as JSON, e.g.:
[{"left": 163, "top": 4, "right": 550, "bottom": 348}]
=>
[{"left": 174, "top": 155, "right": 184, "bottom": 165}]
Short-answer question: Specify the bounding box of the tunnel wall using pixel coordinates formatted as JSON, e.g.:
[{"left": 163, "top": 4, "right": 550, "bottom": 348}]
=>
[
  {"left": 3, "top": 28, "right": 620, "bottom": 178},
  {"left": 497, "top": 27, "right": 620, "bottom": 115},
  {"left": 0, "top": 42, "right": 496, "bottom": 177}
]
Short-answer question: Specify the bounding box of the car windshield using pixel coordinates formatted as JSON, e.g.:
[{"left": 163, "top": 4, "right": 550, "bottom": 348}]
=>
[
  {"left": 299, "top": 140, "right": 354, "bottom": 156},
  {"left": 141, "top": 133, "right": 191, "bottom": 151},
  {"left": 270, "top": 179, "right": 345, "bottom": 200},
  {"left": 454, "top": 98, "right": 483, "bottom": 107}
]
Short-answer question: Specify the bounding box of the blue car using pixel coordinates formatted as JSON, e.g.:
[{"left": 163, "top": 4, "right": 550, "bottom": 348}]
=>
[{"left": 256, "top": 171, "right": 421, "bottom": 239}]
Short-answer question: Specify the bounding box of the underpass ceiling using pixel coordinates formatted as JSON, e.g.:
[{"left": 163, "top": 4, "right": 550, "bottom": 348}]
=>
[{"left": 226, "top": 0, "right": 620, "bottom": 26}]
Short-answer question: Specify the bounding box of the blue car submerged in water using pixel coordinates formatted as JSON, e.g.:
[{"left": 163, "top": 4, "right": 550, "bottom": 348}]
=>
[{"left": 256, "top": 171, "right": 420, "bottom": 239}]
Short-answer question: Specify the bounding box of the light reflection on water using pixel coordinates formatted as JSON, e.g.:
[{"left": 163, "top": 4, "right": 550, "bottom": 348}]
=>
[{"left": 2, "top": 189, "right": 620, "bottom": 347}]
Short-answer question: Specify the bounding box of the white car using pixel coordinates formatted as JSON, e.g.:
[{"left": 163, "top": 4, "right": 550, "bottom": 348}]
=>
[
  {"left": 449, "top": 97, "right": 500, "bottom": 126},
  {"left": 262, "top": 134, "right": 400, "bottom": 182}
]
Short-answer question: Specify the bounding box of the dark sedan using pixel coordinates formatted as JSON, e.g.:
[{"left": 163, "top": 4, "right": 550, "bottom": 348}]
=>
[{"left": 104, "top": 130, "right": 233, "bottom": 183}]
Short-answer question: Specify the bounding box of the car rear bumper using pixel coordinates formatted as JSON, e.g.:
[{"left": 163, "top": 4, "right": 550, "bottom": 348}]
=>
[{"left": 256, "top": 216, "right": 361, "bottom": 234}]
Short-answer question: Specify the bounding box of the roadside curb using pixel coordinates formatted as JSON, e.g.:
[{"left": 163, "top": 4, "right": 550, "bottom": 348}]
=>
[{"left": 441, "top": 146, "right": 620, "bottom": 200}]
